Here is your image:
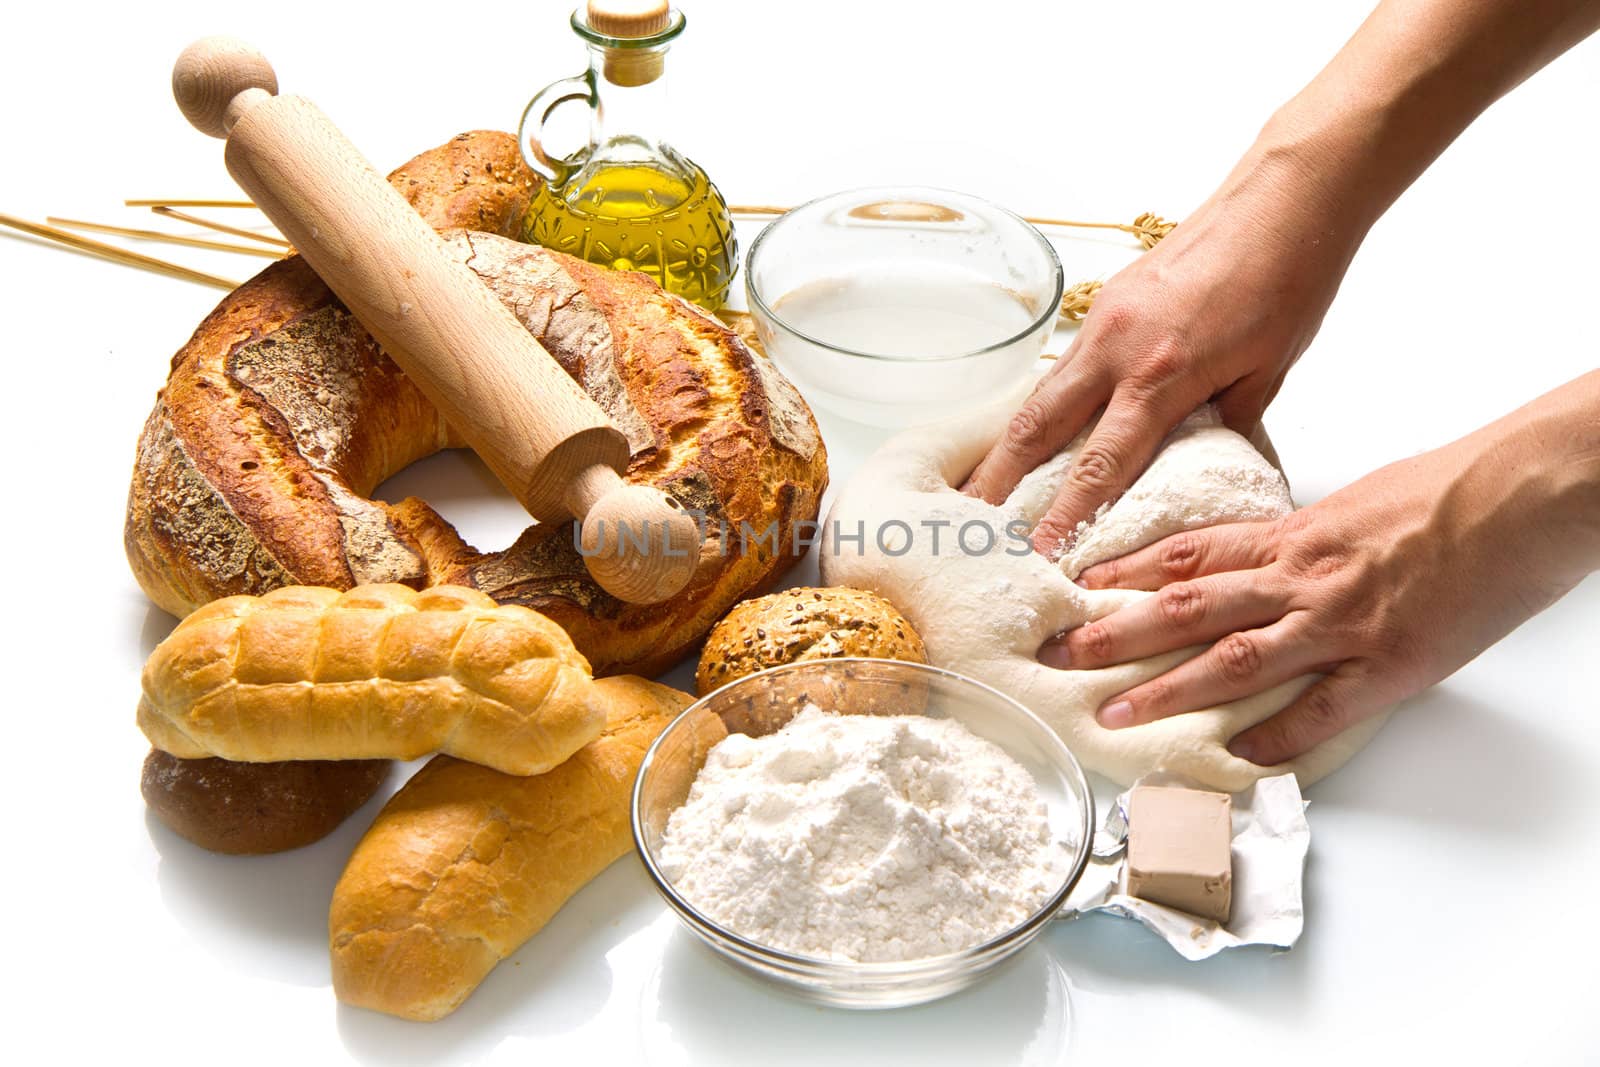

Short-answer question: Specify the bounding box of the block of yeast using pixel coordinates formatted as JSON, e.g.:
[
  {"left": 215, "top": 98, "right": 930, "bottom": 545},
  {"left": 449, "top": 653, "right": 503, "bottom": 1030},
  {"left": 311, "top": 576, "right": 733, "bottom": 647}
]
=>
[{"left": 1126, "top": 785, "right": 1234, "bottom": 923}]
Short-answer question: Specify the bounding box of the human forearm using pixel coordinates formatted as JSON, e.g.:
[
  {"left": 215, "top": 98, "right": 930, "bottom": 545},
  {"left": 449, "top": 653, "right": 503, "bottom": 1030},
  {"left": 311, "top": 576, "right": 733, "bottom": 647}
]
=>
[
  {"left": 1460, "top": 370, "right": 1600, "bottom": 600},
  {"left": 1233, "top": 0, "right": 1600, "bottom": 243}
]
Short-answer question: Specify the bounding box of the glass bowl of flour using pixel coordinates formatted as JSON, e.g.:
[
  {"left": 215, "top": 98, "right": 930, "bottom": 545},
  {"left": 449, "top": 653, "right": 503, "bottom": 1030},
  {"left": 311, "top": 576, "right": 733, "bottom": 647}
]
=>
[{"left": 631, "top": 658, "right": 1094, "bottom": 1009}]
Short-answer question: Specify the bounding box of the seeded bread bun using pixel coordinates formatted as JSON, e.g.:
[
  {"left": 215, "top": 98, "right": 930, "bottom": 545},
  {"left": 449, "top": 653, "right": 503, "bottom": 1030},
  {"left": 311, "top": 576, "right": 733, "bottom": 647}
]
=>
[{"left": 695, "top": 587, "right": 927, "bottom": 696}]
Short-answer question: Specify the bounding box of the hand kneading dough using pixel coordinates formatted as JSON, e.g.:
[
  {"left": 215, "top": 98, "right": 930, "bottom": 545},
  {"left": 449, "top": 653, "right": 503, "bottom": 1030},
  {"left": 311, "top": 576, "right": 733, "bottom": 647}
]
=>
[{"left": 820, "top": 394, "right": 1390, "bottom": 791}]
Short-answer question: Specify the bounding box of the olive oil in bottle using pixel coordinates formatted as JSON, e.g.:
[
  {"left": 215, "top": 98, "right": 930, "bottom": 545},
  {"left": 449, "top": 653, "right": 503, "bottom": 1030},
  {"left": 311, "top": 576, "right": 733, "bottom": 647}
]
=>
[
  {"left": 519, "top": 2, "right": 736, "bottom": 309},
  {"left": 523, "top": 157, "right": 735, "bottom": 309}
]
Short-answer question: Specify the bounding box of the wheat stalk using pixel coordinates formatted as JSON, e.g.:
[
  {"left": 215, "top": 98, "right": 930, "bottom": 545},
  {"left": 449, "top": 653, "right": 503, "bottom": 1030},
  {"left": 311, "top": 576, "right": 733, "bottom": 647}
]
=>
[
  {"left": 1059, "top": 280, "right": 1104, "bottom": 323},
  {"left": 10, "top": 193, "right": 1178, "bottom": 307},
  {"left": 0, "top": 213, "right": 241, "bottom": 289},
  {"left": 46, "top": 216, "right": 286, "bottom": 259},
  {"left": 1129, "top": 212, "right": 1177, "bottom": 249},
  {"left": 1052, "top": 213, "right": 1176, "bottom": 325}
]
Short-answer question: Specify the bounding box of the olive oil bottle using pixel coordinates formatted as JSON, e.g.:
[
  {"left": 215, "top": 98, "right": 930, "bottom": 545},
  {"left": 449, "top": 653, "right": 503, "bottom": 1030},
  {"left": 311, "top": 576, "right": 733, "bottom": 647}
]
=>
[{"left": 520, "top": 2, "right": 736, "bottom": 310}]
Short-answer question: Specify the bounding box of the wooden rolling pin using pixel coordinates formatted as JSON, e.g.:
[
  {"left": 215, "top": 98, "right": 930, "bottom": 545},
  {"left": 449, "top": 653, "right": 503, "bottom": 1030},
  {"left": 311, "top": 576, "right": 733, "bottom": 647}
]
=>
[{"left": 170, "top": 37, "right": 699, "bottom": 604}]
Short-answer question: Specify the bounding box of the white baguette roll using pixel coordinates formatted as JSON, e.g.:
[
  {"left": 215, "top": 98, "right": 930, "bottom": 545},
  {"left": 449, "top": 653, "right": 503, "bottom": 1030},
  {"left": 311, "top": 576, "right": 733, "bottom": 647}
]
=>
[{"left": 329, "top": 675, "right": 703, "bottom": 1021}]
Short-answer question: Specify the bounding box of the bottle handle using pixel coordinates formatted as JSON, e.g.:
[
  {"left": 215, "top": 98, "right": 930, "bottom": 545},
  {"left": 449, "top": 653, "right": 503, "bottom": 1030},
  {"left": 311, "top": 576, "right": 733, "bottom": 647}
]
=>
[{"left": 518, "top": 72, "right": 594, "bottom": 184}]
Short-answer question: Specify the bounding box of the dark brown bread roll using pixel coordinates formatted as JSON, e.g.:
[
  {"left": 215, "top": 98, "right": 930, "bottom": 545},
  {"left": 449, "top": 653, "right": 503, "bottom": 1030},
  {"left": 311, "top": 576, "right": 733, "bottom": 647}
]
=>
[{"left": 142, "top": 751, "right": 389, "bottom": 855}]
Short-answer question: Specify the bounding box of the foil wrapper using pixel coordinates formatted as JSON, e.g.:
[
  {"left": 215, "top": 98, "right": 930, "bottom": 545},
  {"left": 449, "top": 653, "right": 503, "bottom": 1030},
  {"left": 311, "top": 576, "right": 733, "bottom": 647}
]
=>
[{"left": 1056, "top": 772, "right": 1309, "bottom": 961}]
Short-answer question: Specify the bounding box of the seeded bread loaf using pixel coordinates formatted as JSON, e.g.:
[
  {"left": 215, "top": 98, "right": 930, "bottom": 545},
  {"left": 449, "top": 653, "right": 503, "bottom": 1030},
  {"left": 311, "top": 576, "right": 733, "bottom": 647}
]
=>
[{"left": 695, "top": 586, "right": 928, "bottom": 695}]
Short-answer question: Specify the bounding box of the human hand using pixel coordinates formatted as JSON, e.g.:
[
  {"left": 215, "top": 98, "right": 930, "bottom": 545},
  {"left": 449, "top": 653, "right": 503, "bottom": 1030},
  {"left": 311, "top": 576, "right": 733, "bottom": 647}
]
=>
[
  {"left": 962, "top": 148, "right": 1363, "bottom": 556},
  {"left": 1037, "top": 387, "right": 1600, "bottom": 764}
]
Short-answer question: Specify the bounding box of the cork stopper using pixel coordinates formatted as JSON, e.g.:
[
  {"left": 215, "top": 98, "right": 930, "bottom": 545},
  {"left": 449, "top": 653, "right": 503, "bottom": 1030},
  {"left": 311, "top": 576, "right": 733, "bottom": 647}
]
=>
[
  {"left": 586, "top": 0, "right": 674, "bottom": 87},
  {"left": 587, "top": 0, "right": 671, "bottom": 37}
]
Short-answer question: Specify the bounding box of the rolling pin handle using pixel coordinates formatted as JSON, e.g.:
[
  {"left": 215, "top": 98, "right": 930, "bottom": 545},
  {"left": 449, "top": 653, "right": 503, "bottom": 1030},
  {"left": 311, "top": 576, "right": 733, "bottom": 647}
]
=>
[
  {"left": 567, "top": 465, "right": 699, "bottom": 605},
  {"left": 173, "top": 37, "right": 279, "bottom": 137}
]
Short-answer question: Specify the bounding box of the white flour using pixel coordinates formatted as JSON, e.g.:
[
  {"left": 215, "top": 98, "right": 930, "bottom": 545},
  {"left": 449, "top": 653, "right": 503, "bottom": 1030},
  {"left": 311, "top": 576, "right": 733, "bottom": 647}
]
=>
[
  {"left": 657, "top": 706, "right": 1069, "bottom": 962},
  {"left": 1004, "top": 407, "right": 1293, "bottom": 576}
]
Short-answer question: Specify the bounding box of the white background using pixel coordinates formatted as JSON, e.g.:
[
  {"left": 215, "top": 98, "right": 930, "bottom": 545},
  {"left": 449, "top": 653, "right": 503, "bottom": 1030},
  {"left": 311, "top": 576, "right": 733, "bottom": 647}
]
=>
[{"left": 3, "top": 1, "right": 1598, "bottom": 1063}]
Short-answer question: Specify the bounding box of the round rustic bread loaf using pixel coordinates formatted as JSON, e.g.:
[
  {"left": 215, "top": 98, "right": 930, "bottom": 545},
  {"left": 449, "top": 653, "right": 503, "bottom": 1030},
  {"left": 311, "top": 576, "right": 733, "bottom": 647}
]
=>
[
  {"left": 125, "top": 130, "right": 828, "bottom": 852},
  {"left": 695, "top": 586, "right": 927, "bottom": 695},
  {"left": 126, "top": 131, "right": 828, "bottom": 675}
]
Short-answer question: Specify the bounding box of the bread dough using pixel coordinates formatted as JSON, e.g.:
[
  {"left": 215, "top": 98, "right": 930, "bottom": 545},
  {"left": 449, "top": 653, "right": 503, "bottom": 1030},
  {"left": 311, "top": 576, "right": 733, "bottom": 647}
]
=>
[{"left": 820, "top": 393, "right": 1390, "bottom": 790}]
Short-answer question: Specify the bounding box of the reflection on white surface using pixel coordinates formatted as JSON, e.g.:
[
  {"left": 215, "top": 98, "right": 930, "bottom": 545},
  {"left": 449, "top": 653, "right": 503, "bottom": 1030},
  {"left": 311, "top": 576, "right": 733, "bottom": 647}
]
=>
[
  {"left": 637, "top": 925, "right": 1074, "bottom": 1067},
  {"left": 147, "top": 780, "right": 399, "bottom": 988}
]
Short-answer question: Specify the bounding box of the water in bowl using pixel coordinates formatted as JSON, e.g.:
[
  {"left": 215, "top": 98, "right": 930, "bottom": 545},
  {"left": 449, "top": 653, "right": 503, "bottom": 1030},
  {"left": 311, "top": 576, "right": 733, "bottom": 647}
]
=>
[{"left": 772, "top": 262, "right": 1036, "bottom": 360}]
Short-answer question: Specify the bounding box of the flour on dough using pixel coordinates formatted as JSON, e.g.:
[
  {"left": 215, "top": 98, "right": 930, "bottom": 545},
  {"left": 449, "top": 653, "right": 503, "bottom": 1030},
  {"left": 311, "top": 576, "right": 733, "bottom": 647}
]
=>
[{"left": 820, "top": 392, "right": 1390, "bottom": 791}]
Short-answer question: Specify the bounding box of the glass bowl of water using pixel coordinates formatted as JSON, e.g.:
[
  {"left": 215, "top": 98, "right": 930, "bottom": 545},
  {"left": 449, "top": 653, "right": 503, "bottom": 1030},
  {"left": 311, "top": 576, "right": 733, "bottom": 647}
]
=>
[{"left": 745, "top": 186, "right": 1063, "bottom": 428}]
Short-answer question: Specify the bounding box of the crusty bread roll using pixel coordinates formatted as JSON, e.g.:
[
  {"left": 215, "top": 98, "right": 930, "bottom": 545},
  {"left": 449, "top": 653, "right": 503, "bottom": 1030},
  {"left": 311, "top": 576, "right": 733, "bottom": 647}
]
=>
[
  {"left": 695, "top": 586, "right": 928, "bottom": 695},
  {"left": 139, "top": 584, "right": 605, "bottom": 776},
  {"left": 330, "top": 675, "right": 694, "bottom": 1021}
]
